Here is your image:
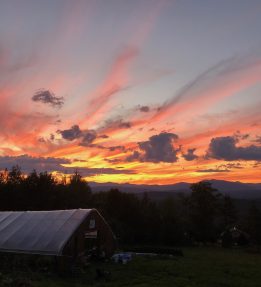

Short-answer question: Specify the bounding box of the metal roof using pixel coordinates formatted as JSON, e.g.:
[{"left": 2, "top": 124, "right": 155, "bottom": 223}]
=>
[{"left": 0, "top": 209, "right": 92, "bottom": 256}]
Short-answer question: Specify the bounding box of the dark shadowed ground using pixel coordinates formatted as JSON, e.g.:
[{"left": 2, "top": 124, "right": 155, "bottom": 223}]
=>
[{"left": 10, "top": 247, "right": 260, "bottom": 287}]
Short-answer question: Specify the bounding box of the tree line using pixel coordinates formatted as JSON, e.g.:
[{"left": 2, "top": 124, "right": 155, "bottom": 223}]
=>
[{"left": 0, "top": 165, "right": 260, "bottom": 246}]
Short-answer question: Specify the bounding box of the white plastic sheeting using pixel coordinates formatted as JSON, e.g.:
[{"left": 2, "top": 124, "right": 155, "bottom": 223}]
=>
[{"left": 0, "top": 209, "right": 92, "bottom": 256}]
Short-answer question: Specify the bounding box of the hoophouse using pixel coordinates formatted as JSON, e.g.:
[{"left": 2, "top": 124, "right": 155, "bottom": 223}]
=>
[{"left": 0, "top": 209, "right": 116, "bottom": 258}]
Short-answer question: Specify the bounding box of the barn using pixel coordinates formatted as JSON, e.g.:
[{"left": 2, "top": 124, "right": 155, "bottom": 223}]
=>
[{"left": 0, "top": 209, "right": 117, "bottom": 259}]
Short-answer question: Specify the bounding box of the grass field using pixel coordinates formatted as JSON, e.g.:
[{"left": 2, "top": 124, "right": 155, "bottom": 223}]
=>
[{"left": 2, "top": 247, "right": 261, "bottom": 287}]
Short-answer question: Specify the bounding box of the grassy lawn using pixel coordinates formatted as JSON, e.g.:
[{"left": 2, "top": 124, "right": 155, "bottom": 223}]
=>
[{"left": 2, "top": 247, "right": 261, "bottom": 287}]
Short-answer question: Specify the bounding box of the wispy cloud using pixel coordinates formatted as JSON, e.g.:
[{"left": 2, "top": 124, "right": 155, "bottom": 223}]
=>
[
  {"left": 139, "top": 105, "right": 150, "bottom": 112},
  {"left": 196, "top": 169, "right": 230, "bottom": 173},
  {"left": 80, "top": 47, "right": 138, "bottom": 127},
  {"left": 152, "top": 54, "right": 261, "bottom": 122},
  {"left": 0, "top": 154, "right": 136, "bottom": 176}
]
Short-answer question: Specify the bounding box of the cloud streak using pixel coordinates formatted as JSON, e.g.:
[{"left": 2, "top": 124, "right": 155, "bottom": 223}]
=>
[
  {"left": 152, "top": 54, "right": 261, "bottom": 122},
  {"left": 196, "top": 169, "right": 230, "bottom": 173},
  {"left": 0, "top": 155, "right": 136, "bottom": 176},
  {"left": 80, "top": 47, "right": 138, "bottom": 127}
]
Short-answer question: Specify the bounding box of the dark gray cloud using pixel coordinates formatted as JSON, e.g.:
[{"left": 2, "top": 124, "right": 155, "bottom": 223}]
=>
[
  {"left": 206, "top": 136, "right": 261, "bottom": 161},
  {"left": 99, "top": 134, "right": 109, "bottom": 139},
  {"left": 38, "top": 137, "right": 45, "bottom": 143},
  {"left": 80, "top": 130, "right": 97, "bottom": 146},
  {"left": 0, "top": 155, "right": 135, "bottom": 176},
  {"left": 139, "top": 132, "right": 179, "bottom": 163},
  {"left": 197, "top": 162, "right": 244, "bottom": 173},
  {"left": 59, "top": 125, "right": 82, "bottom": 141},
  {"left": 0, "top": 155, "right": 70, "bottom": 173},
  {"left": 234, "top": 131, "right": 250, "bottom": 141},
  {"left": 81, "top": 143, "right": 127, "bottom": 153},
  {"left": 59, "top": 125, "right": 98, "bottom": 146},
  {"left": 118, "top": 121, "right": 132, "bottom": 129},
  {"left": 72, "top": 159, "right": 88, "bottom": 163},
  {"left": 182, "top": 148, "right": 198, "bottom": 161},
  {"left": 86, "top": 144, "right": 107, "bottom": 149},
  {"left": 32, "top": 90, "right": 64, "bottom": 108},
  {"left": 126, "top": 151, "right": 141, "bottom": 162},
  {"left": 139, "top": 106, "right": 150, "bottom": 112},
  {"left": 75, "top": 167, "right": 136, "bottom": 176},
  {"left": 38, "top": 133, "right": 56, "bottom": 143},
  {"left": 102, "top": 118, "right": 132, "bottom": 130},
  {"left": 106, "top": 158, "right": 122, "bottom": 164},
  {"left": 108, "top": 145, "right": 126, "bottom": 152},
  {"left": 127, "top": 132, "right": 179, "bottom": 163},
  {"left": 218, "top": 163, "right": 243, "bottom": 169},
  {"left": 196, "top": 169, "right": 230, "bottom": 173},
  {"left": 50, "top": 134, "right": 55, "bottom": 141},
  {"left": 58, "top": 124, "right": 127, "bottom": 150},
  {"left": 253, "top": 161, "right": 261, "bottom": 168}
]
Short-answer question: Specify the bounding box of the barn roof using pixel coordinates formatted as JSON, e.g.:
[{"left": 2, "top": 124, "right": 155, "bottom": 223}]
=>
[{"left": 0, "top": 209, "right": 92, "bottom": 256}]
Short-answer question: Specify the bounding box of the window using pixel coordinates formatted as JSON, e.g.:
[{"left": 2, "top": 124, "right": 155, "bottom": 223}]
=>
[{"left": 89, "top": 219, "right": 95, "bottom": 229}]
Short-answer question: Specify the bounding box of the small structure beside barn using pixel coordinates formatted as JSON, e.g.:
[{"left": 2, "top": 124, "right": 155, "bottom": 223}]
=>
[
  {"left": 220, "top": 226, "right": 250, "bottom": 247},
  {"left": 0, "top": 209, "right": 116, "bottom": 260}
]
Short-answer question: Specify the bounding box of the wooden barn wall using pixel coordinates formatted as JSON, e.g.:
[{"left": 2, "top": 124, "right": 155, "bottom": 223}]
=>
[{"left": 62, "top": 210, "right": 116, "bottom": 257}]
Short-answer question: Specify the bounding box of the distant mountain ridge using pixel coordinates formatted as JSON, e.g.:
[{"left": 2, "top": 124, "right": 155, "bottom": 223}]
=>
[{"left": 88, "top": 180, "right": 261, "bottom": 199}]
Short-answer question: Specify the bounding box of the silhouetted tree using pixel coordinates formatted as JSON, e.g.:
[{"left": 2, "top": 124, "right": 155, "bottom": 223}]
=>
[
  {"left": 221, "top": 195, "right": 237, "bottom": 228},
  {"left": 6, "top": 165, "right": 24, "bottom": 188},
  {"left": 0, "top": 168, "right": 255, "bottom": 248},
  {"left": 245, "top": 203, "right": 261, "bottom": 244},
  {"left": 67, "top": 170, "right": 91, "bottom": 208},
  {"left": 188, "top": 181, "right": 221, "bottom": 243},
  {"left": 159, "top": 197, "right": 185, "bottom": 245},
  {"left": 139, "top": 192, "right": 161, "bottom": 244},
  {"left": 69, "top": 170, "right": 91, "bottom": 193}
]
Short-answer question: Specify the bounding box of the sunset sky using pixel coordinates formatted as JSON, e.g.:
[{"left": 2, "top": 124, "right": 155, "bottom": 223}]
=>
[{"left": 0, "top": 0, "right": 260, "bottom": 184}]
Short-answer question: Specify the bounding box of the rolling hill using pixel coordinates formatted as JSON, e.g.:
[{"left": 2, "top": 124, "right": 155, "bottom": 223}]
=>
[{"left": 89, "top": 180, "right": 261, "bottom": 199}]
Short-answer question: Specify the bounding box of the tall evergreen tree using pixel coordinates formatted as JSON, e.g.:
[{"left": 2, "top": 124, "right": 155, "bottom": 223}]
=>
[
  {"left": 222, "top": 195, "right": 237, "bottom": 228},
  {"left": 245, "top": 203, "right": 261, "bottom": 244},
  {"left": 188, "top": 181, "right": 221, "bottom": 243}
]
